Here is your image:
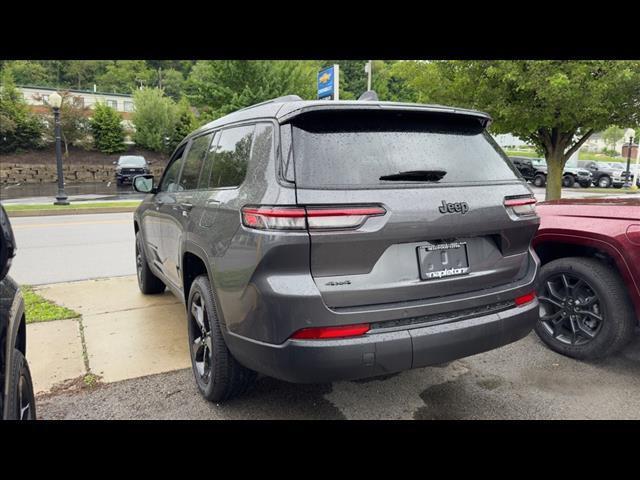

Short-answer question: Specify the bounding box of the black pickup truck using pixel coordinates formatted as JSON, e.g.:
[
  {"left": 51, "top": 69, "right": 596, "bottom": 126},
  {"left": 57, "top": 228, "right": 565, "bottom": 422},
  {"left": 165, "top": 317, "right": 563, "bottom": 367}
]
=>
[{"left": 509, "top": 156, "right": 592, "bottom": 188}]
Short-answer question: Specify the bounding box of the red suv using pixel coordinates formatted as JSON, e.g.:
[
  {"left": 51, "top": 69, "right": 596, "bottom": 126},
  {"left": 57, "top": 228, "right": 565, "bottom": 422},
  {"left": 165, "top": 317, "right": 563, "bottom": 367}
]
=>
[{"left": 533, "top": 198, "right": 640, "bottom": 359}]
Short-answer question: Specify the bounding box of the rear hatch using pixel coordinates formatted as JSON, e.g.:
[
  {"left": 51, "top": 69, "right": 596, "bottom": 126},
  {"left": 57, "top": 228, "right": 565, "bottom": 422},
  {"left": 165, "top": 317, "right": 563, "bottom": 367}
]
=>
[{"left": 285, "top": 109, "right": 539, "bottom": 308}]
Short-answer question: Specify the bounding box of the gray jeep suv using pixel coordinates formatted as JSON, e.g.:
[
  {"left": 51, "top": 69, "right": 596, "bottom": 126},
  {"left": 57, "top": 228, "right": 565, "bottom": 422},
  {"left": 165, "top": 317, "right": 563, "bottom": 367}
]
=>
[{"left": 132, "top": 96, "right": 540, "bottom": 402}]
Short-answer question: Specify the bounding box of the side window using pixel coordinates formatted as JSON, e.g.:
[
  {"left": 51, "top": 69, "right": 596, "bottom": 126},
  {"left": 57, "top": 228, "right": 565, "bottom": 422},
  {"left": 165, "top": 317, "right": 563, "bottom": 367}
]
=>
[
  {"left": 179, "top": 132, "right": 213, "bottom": 191},
  {"left": 198, "top": 131, "right": 220, "bottom": 189},
  {"left": 208, "top": 125, "right": 255, "bottom": 188},
  {"left": 159, "top": 145, "right": 186, "bottom": 193}
]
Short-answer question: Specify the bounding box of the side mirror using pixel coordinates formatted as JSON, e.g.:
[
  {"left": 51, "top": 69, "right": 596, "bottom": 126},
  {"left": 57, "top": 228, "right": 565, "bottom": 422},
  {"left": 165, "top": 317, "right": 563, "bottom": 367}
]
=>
[
  {"left": 133, "top": 174, "right": 156, "bottom": 194},
  {"left": 0, "top": 205, "right": 17, "bottom": 281},
  {"left": 113, "top": 161, "right": 118, "bottom": 165}
]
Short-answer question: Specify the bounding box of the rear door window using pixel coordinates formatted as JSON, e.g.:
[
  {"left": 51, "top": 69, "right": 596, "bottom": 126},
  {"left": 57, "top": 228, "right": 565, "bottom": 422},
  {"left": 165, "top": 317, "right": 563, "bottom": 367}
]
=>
[
  {"left": 290, "top": 110, "right": 520, "bottom": 188},
  {"left": 207, "top": 125, "right": 255, "bottom": 188},
  {"left": 159, "top": 145, "right": 186, "bottom": 193},
  {"left": 178, "top": 132, "right": 214, "bottom": 191}
]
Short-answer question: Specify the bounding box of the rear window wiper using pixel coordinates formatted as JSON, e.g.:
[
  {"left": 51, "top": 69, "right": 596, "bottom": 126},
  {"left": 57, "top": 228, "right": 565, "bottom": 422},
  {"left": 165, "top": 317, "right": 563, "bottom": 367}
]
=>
[{"left": 379, "top": 170, "right": 447, "bottom": 182}]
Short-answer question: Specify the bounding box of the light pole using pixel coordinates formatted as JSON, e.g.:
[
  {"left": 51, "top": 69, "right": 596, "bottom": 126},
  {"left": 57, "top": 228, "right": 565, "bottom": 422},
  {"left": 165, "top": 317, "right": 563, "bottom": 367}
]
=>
[
  {"left": 49, "top": 92, "right": 69, "bottom": 205},
  {"left": 624, "top": 128, "right": 635, "bottom": 189}
]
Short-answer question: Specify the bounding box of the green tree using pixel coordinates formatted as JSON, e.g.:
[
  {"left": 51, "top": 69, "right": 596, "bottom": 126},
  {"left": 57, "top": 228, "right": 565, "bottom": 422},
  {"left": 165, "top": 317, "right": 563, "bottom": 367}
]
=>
[
  {"left": 396, "top": 60, "right": 640, "bottom": 200},
  {"left": 3, "top": 61, "right": 54, "bottom": 85},
  {"left": 0, "top": 70, "right": 45, "bottom": 153},
  {"left": 40, "top": 91, "right": 92, "bottom": 155},
  {"left": 65, "top": 60, "right": 110, "bottom": 90},
  {"left": 159, "top": 68, "right": 185, "bottom": 100},
  {"left": 602, "top": 125, "right": 625, "bottom": 152},
  {"left": 90, "top": 103, "right": 126, "bottom": 154},
  {"left": 169, "top": 99, "right": 196, "bottom": 151},
  {"left": 97, "top": 61, "right": 155, "bottom": 93},
  {"left": 186, "top": 60, "right": 317, "bottom": 121},
  {"left": 132, "top": 88, "right": 177, "bottom": 153}
]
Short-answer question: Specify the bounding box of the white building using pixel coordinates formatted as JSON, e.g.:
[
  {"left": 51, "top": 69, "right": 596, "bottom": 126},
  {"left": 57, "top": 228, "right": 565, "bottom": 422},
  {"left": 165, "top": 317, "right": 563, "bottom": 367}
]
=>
[
  {"left": 18, "top": 85, "right": 135, "bottom": 117},
  {"left": 492, "top": 133, "right": 530, "bottom": 149}
]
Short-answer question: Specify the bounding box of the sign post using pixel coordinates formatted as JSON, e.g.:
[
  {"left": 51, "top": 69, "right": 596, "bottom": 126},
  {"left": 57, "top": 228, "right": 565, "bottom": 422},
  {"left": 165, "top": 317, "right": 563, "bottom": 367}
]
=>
[{"left": 317, "top": 65, "right": 339, "bottom": 100}]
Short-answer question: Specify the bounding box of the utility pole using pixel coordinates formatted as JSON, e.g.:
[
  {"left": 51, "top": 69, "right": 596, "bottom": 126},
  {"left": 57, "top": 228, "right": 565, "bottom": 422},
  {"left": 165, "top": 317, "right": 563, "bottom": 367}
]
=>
[{"left": 365, "top": 60, "right": 372, "bottom": 91}]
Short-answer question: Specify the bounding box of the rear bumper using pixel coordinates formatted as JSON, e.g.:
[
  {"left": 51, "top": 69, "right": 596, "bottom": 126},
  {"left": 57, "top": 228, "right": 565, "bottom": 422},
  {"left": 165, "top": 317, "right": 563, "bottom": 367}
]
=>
[{"left": 225, "top": 299, "right": 539, "bottom": 383}]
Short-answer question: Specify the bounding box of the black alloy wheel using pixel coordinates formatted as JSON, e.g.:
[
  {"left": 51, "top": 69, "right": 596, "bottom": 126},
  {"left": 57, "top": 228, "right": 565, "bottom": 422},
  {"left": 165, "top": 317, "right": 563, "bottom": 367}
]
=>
[
  {"left": 538, "top": 272, "right": 603, "bottom": 346},
  {"left": 189, "top": 291, "right": 213, "bottom": 388}
]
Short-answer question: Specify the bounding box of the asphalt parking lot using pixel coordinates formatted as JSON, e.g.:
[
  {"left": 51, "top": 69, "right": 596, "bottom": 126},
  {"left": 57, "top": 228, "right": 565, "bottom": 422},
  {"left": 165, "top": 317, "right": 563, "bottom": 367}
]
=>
[{"left": 37, "top": 329, "right": 640, "bottom": 420}]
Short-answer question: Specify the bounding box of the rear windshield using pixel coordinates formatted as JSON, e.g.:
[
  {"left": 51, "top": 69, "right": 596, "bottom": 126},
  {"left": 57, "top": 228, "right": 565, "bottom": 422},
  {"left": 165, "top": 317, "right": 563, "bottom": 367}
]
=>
[{"left": 289, "top": 111, "right": 520, "bottom": 188}]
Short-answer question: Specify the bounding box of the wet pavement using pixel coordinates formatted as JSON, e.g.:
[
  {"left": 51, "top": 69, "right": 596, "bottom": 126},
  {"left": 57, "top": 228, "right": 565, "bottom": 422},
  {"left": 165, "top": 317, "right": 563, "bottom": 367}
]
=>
[{"left": 1, "top": 182, "right": 145, "bottom": 203}]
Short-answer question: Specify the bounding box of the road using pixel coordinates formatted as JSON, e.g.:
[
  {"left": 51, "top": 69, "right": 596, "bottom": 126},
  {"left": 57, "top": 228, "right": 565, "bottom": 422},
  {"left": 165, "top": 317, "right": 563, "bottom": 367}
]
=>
[
  {"left": 9, "top": 212, "right": 135, "bottom": 285},
  {"left": 37, "top": 330, "right": 640, "bottom": 420}
]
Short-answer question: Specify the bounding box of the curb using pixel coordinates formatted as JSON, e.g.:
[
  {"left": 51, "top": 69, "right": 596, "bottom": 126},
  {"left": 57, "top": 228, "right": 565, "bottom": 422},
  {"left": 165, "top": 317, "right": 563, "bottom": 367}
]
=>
[{"left": 6, "top": 206, "right": 138, "bottom": 217}]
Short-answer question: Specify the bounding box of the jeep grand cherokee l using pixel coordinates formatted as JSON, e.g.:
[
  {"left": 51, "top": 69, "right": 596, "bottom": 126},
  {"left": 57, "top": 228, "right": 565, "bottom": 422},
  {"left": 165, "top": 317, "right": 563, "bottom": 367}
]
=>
[{"left": 132, "top": 96, "right": 541, "bottom": 402}]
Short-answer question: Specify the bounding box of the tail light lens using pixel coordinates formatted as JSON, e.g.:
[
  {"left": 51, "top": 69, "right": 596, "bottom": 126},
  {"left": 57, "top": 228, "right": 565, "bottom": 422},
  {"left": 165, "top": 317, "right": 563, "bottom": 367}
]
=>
[
  {"left": 504, "top": 196, "right": 537, "bottom": 217},
  {"left": 290, "top": 323, "right": 370, "bottom": 340},
  {"left": 515, "top": 291, "right": 536, "bottom": 306},
  {"left": 241, "top": 205, "right": 386, "bottom": 231}
]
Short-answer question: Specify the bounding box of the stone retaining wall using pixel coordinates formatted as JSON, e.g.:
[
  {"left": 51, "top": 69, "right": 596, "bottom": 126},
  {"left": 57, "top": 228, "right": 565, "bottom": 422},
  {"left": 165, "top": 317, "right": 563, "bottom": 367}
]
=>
[{"left": 0, "top": 163, "right": 166, "bottom": 184}]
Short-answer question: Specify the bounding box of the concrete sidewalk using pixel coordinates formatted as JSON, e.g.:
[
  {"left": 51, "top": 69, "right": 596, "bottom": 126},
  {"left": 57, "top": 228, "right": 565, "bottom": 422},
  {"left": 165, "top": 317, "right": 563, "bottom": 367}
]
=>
[{"left": 27, "top": 276, "right": 189, "bottom": 394}]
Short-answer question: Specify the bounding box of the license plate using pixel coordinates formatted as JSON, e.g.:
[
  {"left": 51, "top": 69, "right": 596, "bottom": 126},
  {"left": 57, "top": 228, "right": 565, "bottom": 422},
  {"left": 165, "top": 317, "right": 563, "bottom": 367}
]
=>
[{"left": 417, "top": 242, "right": 469, "bottom": 280}]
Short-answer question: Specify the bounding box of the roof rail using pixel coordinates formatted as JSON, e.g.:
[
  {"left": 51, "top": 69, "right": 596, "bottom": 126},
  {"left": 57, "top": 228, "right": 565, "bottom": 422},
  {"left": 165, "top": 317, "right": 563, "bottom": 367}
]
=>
[{"left": 236, "top": 95, "right": 303, "bottom": 112}]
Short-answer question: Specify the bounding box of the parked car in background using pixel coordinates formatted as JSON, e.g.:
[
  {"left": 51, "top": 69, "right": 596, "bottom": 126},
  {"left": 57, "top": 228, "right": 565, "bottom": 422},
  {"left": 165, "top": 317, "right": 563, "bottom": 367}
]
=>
[
  {"left": 133, "top": 95, "right": 541, "bottom": 402},
  {"left": 583, "top": 161, "right": 626, "bottom": 188},
  {"left": 533, "top": 198, "right": 640, "bottom": 359},
  {"left": 114, "top": 155, "right": 149, "bottom": 186},
  {"left": 0, "top": 205, "right": 36, "bottom": 420},
  {"left": 509, "top": 156, "right": 592, "bottom": 188}
]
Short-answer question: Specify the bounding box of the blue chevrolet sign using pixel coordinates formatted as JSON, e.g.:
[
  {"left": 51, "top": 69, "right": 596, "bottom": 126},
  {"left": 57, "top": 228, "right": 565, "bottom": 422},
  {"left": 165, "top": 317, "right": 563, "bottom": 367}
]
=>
[{"left": 317, "top": 65, "right": 338, "bottom": 100}]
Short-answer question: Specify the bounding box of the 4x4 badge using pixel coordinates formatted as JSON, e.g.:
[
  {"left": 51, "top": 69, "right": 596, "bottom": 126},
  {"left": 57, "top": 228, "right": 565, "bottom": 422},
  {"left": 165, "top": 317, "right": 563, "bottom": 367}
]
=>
[{"left": 439, "top": 200, "right": 469, "bottom": 214}]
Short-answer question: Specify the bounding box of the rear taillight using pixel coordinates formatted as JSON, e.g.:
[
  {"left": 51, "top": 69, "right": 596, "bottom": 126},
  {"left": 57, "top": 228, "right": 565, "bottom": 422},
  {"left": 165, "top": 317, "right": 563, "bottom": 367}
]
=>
[
  {"left": 515, "top": 291, "right": 536, "bottom": 306},
  {"left": 290, "top": 323, "right": 370, "bottom": 340},
  {"left": 504, "top": 196, "right": 537, "bottom": 217},
  {"left": 241, "top": 205, "right": 386, "bottom": 231}
]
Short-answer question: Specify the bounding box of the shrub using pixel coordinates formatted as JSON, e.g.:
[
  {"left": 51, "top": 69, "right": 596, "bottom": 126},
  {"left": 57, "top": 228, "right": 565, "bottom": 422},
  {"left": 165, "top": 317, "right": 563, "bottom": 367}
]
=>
[
  {"left": 90, "top": 103, "right": 126, "bottom": 154},
  {"left": 132, "top": 88, "right": 177, "bottom": 153}
]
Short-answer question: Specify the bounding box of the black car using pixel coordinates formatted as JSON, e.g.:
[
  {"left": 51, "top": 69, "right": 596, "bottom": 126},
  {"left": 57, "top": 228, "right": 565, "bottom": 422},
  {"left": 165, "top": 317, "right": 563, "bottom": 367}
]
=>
[
  {"left": 114, "top": 155, "right": 149, "bottom": 186},
  {"left": 0, "top": 204, "right": 36, "bottom": 420},
  {"left": 509, "top": 156, "right": 591, "bottom": 188}
]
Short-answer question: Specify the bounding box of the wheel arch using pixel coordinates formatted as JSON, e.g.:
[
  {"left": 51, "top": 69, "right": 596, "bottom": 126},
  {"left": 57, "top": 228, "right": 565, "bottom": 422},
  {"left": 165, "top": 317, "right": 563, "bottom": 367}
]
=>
[
  {"left": 181, "top": 242, "right": 214, "bottom": 305},
  {"left": 533, "top": 234, "right": 640, "bottom": 321}
]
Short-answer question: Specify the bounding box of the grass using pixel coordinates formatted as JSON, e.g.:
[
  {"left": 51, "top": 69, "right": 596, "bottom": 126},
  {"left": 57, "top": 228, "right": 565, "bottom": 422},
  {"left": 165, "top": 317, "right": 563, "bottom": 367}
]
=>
[
  {"left": 505, "top": 149, "right": 628, "bottom": 163},
  {"left": 567, "top": 187, "right": 639, "bottom": 194},
  {"left": 3, "top": 201, "right": 141, "bottom": 212},
  {"left": 22, "top": 285, "right": 81, "bottom": 323}
]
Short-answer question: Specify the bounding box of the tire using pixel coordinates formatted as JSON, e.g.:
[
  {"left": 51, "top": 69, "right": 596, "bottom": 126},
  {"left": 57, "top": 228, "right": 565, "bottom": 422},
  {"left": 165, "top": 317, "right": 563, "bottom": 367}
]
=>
[
  {"left": 135, "top": 231, "right": 165, "bottom": 294},
  {"left": 187, "top": 275, "right": 256, "bottom": 402},
  {"left": 5, "top": 349, "right": 36, "bottom": 420},
  {"left": 597, "top": 176, "right": 611, "bottom": 188},
  {"left": 533, "top": 174, "right": 546, "bottom": 188},
  {"left": 562, "top": 175, "right": 576, "bottom": 188},
  {"left": 534, "top": 257, "right": 636, "bottom": 360}
]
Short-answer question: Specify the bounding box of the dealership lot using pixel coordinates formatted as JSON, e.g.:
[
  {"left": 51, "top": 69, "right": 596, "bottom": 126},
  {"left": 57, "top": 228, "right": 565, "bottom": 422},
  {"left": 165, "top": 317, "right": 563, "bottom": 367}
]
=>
[
  {"left": 37, "top": 328, "right": 640, "bottom": 420},
  {"left": 8, "top": 186, "right": 640, "bottom": 419}
]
